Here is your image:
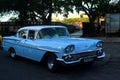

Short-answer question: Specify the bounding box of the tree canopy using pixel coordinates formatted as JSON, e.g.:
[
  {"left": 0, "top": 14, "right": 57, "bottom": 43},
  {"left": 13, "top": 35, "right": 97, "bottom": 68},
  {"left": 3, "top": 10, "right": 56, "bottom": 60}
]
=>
[
  {"left": 0, "top": 0, "right": 120, "bottom": 35},
  {"left": 0, "top": 0, "right": 118, "bottom": 23},
  {"left": 71, "top": 0, "right": 111, "bottom": 36},
  {"left": 0, "top": 0, "right": 74, "bottom": 25},
  {"left": 108, "top": 0, "right": 120, "bottom": 13}
]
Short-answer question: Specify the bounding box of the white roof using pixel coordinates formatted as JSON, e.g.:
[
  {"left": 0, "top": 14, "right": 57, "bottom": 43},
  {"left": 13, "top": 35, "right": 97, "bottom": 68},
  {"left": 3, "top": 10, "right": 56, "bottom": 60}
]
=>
[{"left": 18, "top": 25, "right": 66, "bottom": 31}]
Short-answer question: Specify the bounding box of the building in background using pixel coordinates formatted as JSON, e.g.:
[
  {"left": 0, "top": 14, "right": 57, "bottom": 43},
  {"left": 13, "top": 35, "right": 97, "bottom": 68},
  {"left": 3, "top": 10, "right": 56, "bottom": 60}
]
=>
[{"left": 105, "top": 13, "right": 120, "bottom": 33}]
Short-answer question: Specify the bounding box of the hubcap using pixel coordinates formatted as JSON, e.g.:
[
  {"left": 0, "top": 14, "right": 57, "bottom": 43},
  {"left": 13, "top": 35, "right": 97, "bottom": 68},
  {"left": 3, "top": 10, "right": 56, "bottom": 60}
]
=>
[
  {"left": 48, "top": 61, "right": 54, "bottom": 69},
  {"left": 11, "top": 52, "right": 15, "bottom": 58},
  {"left": 47, "top": 57, "right": 54, "bottom": 70}
]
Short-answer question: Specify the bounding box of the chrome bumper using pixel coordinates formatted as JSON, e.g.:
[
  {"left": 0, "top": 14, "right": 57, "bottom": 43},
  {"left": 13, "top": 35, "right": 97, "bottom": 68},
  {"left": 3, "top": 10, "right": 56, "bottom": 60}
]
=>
[{"left": 57, "top": 52, "right": 105, "bottom": 65}]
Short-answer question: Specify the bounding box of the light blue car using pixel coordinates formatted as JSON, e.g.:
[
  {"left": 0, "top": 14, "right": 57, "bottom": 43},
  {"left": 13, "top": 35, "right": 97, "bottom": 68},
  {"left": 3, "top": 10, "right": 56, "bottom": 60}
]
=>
[{"left": 2, "top": 26, "right": 105, "bottom": 72}]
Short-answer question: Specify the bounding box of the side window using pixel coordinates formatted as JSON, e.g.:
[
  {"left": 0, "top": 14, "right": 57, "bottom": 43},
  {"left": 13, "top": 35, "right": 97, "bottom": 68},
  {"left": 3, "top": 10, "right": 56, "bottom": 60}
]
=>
[
  {"left": 18, "top": 30, "right": 28, "bottom": 39},
  {"left": 36, "top": 31, "right": 42, "bottom": 39},
  {"left": 28, "top": 30, "right": 35, "bottom": 39},
  {"left": 56, "top": 28, "right": 69, "bottom": 36}
]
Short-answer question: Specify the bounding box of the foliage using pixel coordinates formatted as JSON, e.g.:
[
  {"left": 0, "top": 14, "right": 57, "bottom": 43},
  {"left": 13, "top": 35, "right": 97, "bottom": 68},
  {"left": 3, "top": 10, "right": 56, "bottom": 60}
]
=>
[
  {"left": 61, "top": 18, "right": 81, "bottom": 24},
  {"left": 0, "top": 0, "right": 74, "bottom": 25},
  {"left": 108, "top": 0, "right": 120, "bottom": 13},
  {"left": 72, "top": 0, "right": 111, "bottom": 36},
  {"left": 0, "top": 0, "right": 119, "bottom": 36},
  {"left": 61, "top": 18, "right": 89, "bottom": 24}
]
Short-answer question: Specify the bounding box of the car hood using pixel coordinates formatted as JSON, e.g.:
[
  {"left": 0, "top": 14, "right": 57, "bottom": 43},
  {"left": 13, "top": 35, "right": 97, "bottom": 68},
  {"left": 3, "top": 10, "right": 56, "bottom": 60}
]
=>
[{"left": 34, "top": 37, "right": 101, "bottom": 53}]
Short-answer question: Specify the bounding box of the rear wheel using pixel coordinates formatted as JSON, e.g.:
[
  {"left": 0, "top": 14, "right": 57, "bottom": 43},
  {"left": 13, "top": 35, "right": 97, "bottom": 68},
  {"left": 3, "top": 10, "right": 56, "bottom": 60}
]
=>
[
  {"left": 46, "top": 54, "right": 58, "bottom": 72},
  {"left": 9, "top": 48, "right": 16, "bottom": 59}
]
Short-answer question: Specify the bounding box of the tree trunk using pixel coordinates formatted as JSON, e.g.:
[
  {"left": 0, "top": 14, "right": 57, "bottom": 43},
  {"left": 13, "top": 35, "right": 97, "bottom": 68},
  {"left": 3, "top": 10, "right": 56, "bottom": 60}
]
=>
[{"left": 89, "top": 16, "right": 96, "bottom": 37}]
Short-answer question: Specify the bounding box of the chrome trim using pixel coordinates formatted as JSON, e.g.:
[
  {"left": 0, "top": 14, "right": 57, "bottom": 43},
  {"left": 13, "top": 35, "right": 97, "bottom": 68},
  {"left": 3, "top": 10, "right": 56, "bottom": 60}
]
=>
[
  {"left": 37, "top": 48, "right": 59, "bottom": 53},
  {"left": 4, "top": 38, "right": 21, "bottom": 42},
  {"left": 79, "top": 49, "right": 102, "bottom": 53},
  {"left": 57, "top": 55, "right": 96, "bottom": 64},
  {"left": 97, "top": 52, "right": 105, "bottom": 58},
  {"left": 57, "top": 52, "right": 105, "bottom": 64},
  {"left": 68, "top": 48, "right": 102, "bottom": 55},
  {"left": 3, "top": 40, "right": 59, "bottom": 53}
]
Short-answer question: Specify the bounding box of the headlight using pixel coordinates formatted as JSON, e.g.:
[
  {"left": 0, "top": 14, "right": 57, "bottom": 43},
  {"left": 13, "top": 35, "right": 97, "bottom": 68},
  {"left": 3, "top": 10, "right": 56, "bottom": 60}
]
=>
[
  {"left": 65, "top": 45, "right": 75, "bottom": 53},
  {"left": 96, "top": 41, "right": 103, "bottom": 47}
]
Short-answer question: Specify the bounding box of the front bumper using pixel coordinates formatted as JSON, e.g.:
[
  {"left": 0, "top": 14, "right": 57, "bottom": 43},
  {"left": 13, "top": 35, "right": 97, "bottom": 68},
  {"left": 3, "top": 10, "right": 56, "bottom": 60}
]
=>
[{"left": 57, "top": 52, "right": 105, "bottom": 65}]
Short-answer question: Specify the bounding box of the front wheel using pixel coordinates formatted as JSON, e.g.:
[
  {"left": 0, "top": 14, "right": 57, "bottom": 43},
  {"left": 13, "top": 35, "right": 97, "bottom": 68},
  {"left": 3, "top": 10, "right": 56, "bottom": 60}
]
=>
[
  {"left": 9, "top": 48, "right": 16, "bottom": 59},
  {"left": 46, "top": 54, "right": 58, "bottom": 72}
]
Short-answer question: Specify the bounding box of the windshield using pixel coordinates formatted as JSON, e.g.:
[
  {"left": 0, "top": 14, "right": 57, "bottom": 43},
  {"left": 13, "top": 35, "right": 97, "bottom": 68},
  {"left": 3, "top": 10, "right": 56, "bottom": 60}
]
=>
[{"left": 39, "top": 27, "right": 69, "bottom": 39}]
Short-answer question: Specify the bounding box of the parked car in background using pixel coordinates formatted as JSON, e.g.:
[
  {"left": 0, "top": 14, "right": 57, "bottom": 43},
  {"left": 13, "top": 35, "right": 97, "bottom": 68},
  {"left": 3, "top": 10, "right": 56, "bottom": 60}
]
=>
[
  {"left": 65, "top": 24, "right": 81, "bottom": 33},
  {"left": 2, "top": 26, "right": 105, "bottom": 72},
  {"left": 71, "top": 30, "right": 83, "bottom": 37}
]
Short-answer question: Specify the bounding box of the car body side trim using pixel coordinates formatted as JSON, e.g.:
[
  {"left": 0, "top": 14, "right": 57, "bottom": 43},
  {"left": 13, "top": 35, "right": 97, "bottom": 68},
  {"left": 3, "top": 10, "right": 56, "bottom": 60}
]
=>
[{"left": 3, "top": 40, "right": 59, "bottom": 53}]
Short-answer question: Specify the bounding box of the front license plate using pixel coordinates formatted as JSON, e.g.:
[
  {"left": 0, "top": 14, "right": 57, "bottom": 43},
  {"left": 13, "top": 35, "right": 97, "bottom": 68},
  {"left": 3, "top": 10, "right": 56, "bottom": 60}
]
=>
[{"left": 83, "top": 57, "right": 93, "bottom": 62}]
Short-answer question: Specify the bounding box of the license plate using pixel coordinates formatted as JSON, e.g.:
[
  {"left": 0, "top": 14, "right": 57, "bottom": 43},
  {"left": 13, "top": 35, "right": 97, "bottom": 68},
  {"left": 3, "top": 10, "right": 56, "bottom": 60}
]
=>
[{"left": 83, "top": 57, "right": 93, "bottom": 62}]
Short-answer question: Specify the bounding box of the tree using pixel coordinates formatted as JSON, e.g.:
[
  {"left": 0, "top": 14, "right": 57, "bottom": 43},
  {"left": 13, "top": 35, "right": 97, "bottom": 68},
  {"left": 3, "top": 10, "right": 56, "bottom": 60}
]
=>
[
  {"left": 72, "top": 0, "right": 111, "bottom": 36},
  {"left": 0, "top": 0, "right": 114, "bottom": 31},
  {"left": 0, "top": 0, "right": 74, "bottom": 25},
  {"left": 0, "top": 0, "right": 37, "bottom": 25},
  {"left": 108, "top": 0, "right": 120, "bottom": 13}
]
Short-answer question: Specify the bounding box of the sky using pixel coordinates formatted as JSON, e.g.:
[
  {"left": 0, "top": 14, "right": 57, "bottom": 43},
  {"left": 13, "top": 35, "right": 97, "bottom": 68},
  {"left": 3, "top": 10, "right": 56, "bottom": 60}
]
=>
[
  {"left": 0, "top": 12, "right": 18, "bottom": 22},
  {"left": 0, "top": 15, "right": 11, "bottom": 22},
  {"left": 52, "top": 11, "right": 85, "bottom": 21}
]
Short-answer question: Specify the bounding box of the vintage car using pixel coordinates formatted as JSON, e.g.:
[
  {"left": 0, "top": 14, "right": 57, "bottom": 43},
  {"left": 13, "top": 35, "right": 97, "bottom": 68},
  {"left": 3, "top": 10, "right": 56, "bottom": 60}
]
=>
[{"left": 2, "top": 26, "right": 105, "bottom": 72}]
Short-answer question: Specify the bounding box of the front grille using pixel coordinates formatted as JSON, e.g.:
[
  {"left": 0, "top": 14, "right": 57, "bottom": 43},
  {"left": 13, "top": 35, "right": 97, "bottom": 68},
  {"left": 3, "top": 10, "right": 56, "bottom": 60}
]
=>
[{"left": 70, "top": 51, "right": 97, "bottom": 61}]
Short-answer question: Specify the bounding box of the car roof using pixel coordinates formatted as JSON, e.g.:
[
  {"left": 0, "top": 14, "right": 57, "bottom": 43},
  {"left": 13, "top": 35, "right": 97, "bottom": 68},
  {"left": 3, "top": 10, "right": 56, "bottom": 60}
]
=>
[{"left": 18, "top": 25, "right": 66, "bottom": 31}]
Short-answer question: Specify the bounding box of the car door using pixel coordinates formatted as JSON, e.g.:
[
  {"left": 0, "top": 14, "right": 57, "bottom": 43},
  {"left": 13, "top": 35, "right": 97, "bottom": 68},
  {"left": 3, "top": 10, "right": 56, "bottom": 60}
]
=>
[
  {"left": 15, "top": 29, "right": 28, "bottom": 56},
  {"left": 22, "top": 30, "right": 44, "bottom": 61}
]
